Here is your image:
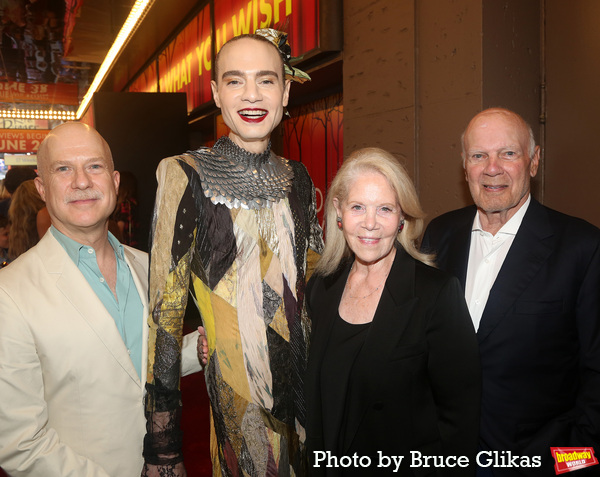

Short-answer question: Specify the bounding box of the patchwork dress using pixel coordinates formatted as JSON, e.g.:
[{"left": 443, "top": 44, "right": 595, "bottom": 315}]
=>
[{"left": 144, "top": 137, "right": 323, "bottom": 476}]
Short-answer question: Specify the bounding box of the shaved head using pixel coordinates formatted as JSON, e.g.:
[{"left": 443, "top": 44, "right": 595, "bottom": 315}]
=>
[
  {"left": 461, "top": 108, "right": 536, "bottom": 160},
  {"left": 37, "top": 122, "right": 114, "bottom": 180}
]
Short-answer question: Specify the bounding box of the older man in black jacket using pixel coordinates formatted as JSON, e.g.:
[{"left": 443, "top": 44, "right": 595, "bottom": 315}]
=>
[{"left": 422, "top": 108, "right": 600, "bottom": 476}]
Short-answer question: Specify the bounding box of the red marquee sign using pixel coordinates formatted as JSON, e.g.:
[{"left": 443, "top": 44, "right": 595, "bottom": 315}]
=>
[
  {"left": 0, "top": 82, "right": 79, "bottom": 105},
  {"left": 158, "top": 4, "right": 212, "bottom": 111},
  {"left": 213, "top": 0, "right": 319, "bottom": 55},
  {"left": 0, "top": 129, "right": 50, "bottom": 153}
]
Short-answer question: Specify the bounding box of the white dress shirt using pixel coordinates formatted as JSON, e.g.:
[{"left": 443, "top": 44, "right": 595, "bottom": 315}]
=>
[{"left": 464, "top": 196, "right": 531, "bottom": 330}]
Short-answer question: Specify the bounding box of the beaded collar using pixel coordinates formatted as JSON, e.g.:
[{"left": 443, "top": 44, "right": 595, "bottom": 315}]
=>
[{"left": 188, "top": 136, "right": 294, "bottom": 210}]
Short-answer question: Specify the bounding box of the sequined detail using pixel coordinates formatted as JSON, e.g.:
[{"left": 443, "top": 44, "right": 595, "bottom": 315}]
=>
[{"left": 189, "top": 137, "right": 294, "bottom": 210}]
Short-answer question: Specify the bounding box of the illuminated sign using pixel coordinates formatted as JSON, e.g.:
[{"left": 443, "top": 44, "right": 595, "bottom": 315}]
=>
[
  {"left": 0, "top": 82, "right": 79, "bottom": 105},
  {"left": 4, "top": 154, "right": 38, "bottom": 166},
  {"left": 213, "top": 0, "right": 318, "bottom": 55},
  {"left": 0, "top": 130, "right": 49, "bottom": 153}
]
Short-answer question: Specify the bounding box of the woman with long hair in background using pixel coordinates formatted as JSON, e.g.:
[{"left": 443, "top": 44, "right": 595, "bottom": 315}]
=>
[{"left": 8, "top": 179, "right": 45, "bottom": 260}]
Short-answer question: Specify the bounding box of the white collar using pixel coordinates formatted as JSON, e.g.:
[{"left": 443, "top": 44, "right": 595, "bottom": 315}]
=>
[{"left": 472, "top": 194, "right": 531, "bottom": 237}]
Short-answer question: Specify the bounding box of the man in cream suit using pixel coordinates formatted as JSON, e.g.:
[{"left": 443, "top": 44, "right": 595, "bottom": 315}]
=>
[{"left": 0, "top": 122, "right": 201, "bottom": 477}]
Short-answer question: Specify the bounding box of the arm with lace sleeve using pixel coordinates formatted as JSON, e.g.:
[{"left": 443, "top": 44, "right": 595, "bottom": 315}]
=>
[{"left": 143, "top": 156, "right": 198, "bottom": 476}]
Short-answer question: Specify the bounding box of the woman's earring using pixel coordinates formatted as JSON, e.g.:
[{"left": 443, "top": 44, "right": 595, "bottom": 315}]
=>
[
  {"left": 337, "top": 217, "right": 343, "bottom": 230},
  {"left": 398, "top": 219, "right": 405, "bottom": 233}
]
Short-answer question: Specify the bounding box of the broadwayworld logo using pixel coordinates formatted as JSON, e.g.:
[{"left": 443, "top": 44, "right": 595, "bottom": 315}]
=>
[{"left": 551, "top": 447, "right": 598, "bottom": 474}]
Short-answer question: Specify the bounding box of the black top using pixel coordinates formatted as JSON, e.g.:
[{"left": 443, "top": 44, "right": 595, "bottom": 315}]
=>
[{"left": 320, "top": 314, "right": 371, "bottom": 457}]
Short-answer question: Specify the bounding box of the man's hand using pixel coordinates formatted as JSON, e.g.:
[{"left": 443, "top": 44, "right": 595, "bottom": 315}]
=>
[{"left": 197, "top": 326, "right": 208, "bottom": 366}]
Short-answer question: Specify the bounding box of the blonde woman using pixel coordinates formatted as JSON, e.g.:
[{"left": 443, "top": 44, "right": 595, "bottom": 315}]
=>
[{"left": 305, "top": 148, "right": 481, "bottom": 476}]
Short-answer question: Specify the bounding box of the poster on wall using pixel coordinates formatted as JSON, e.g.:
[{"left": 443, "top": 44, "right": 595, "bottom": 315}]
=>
[
  {"left": 156, "top": 4, "right": 212, "bottom": 112},
  {"left": 0, "top": 82, "right": 78, "bottom": 105},
  {"left": 0, "top": 129, "right": 49, "bottom": 153},
  {"left": 1, "top": 0, "right": 72, "bottom": 84},
  {"left": 0, "top": 119, "right": 49, "bottom": 130}
]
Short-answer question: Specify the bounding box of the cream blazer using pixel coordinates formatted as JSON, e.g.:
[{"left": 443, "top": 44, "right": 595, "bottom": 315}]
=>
[{"left": 0, "top": 232, "right": 201, "bottom": 477}]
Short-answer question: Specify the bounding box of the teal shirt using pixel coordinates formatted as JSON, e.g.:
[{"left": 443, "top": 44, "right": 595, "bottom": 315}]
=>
[{"left": 51, "top": 226, "right": 143, "bottom": 379}]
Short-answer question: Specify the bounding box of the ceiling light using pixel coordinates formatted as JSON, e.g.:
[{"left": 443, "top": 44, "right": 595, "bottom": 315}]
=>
[
  {"left": 0, "top": 110, "right": 77, "bottom": 120},
  {"left": 76, "top": 0, "right": 156, "bottom": 119}
]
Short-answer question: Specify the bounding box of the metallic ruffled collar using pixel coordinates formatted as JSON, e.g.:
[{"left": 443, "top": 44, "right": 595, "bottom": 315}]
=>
[{"left": 188, "top": 136, "right": 294, "bottom": 210}]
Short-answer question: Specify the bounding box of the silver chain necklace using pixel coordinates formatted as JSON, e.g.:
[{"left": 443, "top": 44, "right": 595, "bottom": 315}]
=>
[{"left": 346, "top": 265, "right": 390, "bottom": 299}]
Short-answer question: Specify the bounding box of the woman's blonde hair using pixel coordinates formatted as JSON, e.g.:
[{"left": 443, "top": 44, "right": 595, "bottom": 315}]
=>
[
  {"left": 316, "top": 147, "right": 434, "bottom": 275},
  {"left": 8, "top": 180, "right": 45, "bottom": 259}
]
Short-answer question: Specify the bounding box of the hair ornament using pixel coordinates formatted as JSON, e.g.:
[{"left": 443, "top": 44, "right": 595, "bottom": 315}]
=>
[{"left": 255, "top": 28, "right": 311, "bottom": 83}]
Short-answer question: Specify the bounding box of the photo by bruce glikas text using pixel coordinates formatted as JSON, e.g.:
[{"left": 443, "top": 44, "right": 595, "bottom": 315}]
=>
[{"left": 313, "top": 450, "right": 542, "bottom": 472}]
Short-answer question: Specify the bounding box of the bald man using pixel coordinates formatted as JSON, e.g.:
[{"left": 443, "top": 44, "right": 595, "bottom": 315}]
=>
[
  {"left": 422, "top": 108, "right": 600, "bottom": 476},
  {"left": 0, "top": 123, "right": 201, "bottom": 477}
]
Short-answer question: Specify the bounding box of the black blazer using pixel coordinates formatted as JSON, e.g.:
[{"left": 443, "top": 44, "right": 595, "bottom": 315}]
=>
[
  {"left": 422, "top": 199, "right": 600, "bottom": 476},
  {"left": 305, "top": 247, "right": 481, "bottom": 476}
]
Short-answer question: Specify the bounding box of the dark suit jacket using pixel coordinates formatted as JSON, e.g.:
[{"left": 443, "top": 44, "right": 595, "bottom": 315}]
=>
[
  {"left": 305, "top": 247, "right": 481, "bottom": 476},
  {"left": 422, "top": 199, "right": 600, "bottom": 476}
]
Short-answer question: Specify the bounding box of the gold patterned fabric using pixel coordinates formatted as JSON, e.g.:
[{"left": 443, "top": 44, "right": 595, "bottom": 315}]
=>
[{"left": 144, "top": 137, "right": 323, "bottom": 476}]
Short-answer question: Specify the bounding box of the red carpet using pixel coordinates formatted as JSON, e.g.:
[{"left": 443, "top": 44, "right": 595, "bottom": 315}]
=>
[{"left": 180, "top": 367, "right": 212, "bottom": 476}]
